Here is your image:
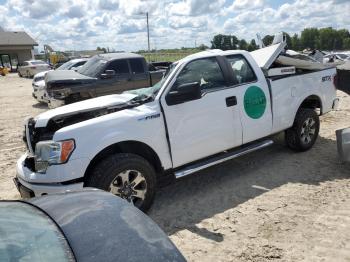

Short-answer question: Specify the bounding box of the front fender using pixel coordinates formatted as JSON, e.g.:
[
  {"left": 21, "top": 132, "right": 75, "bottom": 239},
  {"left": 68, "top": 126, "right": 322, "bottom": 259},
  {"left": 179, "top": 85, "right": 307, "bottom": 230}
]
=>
[{"left": 53, "top": 106, "right": 172, "bottom": 171}]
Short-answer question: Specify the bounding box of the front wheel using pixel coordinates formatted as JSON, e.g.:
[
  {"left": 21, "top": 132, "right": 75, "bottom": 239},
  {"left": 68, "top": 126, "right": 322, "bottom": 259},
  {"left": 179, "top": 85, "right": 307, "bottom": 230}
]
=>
[
  {"left": 285, "top": 108, "right": 320, "bottom": 152},
  {"left": 86, "top": 153, "right": 156, "bottom": 212}
]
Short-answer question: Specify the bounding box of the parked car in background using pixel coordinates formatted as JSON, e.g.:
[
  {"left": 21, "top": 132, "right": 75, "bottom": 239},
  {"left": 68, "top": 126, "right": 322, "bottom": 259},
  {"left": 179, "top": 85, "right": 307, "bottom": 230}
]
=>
[
  {"left": 32, "top": 58, "right": 88, "bottom": 103},
  {"left": 16, "top": 41, "right": 338, "bottom": 211},
  {"left": 45, "top": 53, "right": 165, "bottom": 108},
  {"left": 0, "top": 189, "right": 185, "bottom": 262},
  {"left": 17, "top": 60, "right": 51, "bottom": 78}
]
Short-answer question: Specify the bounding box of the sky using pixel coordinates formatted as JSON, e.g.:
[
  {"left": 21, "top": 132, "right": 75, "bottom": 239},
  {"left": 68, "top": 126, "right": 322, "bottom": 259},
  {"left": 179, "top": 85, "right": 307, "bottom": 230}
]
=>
[{"left": 0, "top": 0, "right": 349, "bottom": 52}]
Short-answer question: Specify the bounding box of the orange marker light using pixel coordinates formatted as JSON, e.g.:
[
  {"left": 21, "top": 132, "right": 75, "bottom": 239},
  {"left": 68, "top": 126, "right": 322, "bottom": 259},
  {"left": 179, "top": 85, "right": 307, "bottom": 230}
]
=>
[{"left": 60, "top": 140, "right": 75, "bottom": 162}]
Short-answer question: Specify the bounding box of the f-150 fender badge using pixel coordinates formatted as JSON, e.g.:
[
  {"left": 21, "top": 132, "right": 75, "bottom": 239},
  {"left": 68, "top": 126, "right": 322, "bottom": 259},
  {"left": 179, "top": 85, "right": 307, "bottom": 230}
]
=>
[
  {"left": 138, "top": 113, "right": 161, "bottom": 121},
  {"left": 244, "top": 86, "right": 267, "bottom": 119}
]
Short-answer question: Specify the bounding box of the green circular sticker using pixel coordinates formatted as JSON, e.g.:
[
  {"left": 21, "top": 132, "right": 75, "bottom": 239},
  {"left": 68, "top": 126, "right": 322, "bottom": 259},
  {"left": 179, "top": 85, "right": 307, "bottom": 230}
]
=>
[{"left": 244, "top": 86, "right": 266, "bottom": 119}]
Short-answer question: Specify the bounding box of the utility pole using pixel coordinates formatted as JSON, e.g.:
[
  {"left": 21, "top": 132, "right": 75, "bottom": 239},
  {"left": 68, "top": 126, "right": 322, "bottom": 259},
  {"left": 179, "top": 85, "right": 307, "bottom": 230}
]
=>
[{"left": 146, "top": 12, "right": 150, "bottom": 53}]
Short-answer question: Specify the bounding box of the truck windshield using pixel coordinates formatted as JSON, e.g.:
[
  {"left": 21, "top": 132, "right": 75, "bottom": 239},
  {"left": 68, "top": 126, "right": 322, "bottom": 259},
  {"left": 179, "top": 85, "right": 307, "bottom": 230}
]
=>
[
  {"left": 127, "top": 62, "right": 177, "bottom": 99},
  {"left": 77, "top": 56, "right": 107, "bottom": 77}
]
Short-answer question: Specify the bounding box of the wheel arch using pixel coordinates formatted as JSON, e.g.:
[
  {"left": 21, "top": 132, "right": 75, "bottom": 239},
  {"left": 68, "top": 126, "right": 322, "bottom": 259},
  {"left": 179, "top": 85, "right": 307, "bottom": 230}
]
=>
[
  {"left": 84, "top": 140, "right": 163, "bottom": 182},
  {"left": 298, "top": 94, "right": 323, "bottom": 115}
]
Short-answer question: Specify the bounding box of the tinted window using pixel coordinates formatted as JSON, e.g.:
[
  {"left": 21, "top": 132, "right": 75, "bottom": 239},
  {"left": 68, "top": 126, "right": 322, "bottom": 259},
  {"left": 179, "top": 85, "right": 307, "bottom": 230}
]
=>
[
  {"left": 0, "top": 202, "right": 75, "bottom": 262},
  {"left": 226, "top": 55, "right": 257, "bottom": 84},
  {"left": 106, "top": 59, "right": 129, "bottom": 74},
  {"left": 129, "top": 59, "right": 144, "bottom": 74},
  {"left": 174, "top": 57, "right": 226, "bottom": 91},
  {"left": 23, "top": 62, "right": 29, "bottom": 66},
  {"left": 74, "top": 61, "right": 86, "bottom": 67}
]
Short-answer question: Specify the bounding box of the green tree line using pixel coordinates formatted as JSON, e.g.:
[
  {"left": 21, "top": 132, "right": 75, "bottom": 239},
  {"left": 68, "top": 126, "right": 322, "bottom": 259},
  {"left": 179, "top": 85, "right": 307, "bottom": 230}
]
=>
[{"left": 211, "top": 27, "right": 350, "bottom": 51}]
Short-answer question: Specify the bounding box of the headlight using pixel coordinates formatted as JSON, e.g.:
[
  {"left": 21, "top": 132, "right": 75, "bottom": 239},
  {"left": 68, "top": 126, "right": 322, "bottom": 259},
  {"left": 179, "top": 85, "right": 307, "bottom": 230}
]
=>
[{"left": 34, "top": 139, "right": 75, "bottom": 173}]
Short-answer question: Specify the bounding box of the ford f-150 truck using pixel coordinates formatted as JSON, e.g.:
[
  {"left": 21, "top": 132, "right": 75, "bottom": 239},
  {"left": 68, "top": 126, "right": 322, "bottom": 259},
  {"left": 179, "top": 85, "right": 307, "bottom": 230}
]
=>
[
  {"left": 15, "top": 42, "right": 339, "bottom": 211},
  {"left": 45, "top": 53, "right": 164, "bottom": 108}
]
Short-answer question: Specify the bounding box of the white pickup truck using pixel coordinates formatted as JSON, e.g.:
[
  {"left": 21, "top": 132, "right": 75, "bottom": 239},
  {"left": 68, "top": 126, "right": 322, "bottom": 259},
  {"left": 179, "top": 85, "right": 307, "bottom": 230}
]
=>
[{"left": 15, "top": 42, "right": 339, "bottom": 211}]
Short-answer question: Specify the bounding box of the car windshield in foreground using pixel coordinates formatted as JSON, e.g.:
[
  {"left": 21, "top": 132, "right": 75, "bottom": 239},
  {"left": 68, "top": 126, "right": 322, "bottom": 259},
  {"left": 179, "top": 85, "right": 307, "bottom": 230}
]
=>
[
  {"left": 0, "top": 202, "right": 75, "bottom": 262},
  {"left": 77, "top": 56, "right": 107, "bottom": 77},
  {"left": 126, "top": 62, "right": 177, "bottom": 101},
  {"left": 57, "top": 61, "right": 74, "bottom": 70}
]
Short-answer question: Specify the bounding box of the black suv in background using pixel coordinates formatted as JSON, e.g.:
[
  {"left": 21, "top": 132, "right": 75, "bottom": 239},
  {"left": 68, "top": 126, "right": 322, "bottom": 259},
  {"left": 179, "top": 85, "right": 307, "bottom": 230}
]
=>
[{"left": 45, "top": 53, "right": 165, "bottom": 107}]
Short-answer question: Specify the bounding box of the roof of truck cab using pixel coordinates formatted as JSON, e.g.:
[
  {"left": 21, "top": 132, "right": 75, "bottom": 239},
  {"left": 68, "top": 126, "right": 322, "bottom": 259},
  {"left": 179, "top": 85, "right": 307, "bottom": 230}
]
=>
[
  {"left": 98, "top": 52, "right": 144, "bottom": 60},
  {"left": 177, "top": 49, "right": 251, "bottom": 63}
]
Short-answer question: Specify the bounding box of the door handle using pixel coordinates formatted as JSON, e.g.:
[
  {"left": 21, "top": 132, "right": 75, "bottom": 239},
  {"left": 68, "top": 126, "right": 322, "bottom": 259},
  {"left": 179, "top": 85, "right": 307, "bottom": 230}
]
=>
[{"left": 226, "top": 96, "right": 237, "bottom": 107}]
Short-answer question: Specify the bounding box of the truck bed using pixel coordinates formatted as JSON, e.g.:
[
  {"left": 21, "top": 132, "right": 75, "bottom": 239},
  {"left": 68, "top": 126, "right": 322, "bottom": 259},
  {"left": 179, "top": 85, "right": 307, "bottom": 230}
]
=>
[{"left": 267, "top": 68, "right": 337, "bottom": 134}]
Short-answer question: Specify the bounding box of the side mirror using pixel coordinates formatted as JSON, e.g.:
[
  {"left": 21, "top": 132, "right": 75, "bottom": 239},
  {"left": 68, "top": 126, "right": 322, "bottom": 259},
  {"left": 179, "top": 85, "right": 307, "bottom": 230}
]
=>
[
  {"left": 101, "top": 69, "right": 116, "bottom": 78},
  {"left": 166, "top": 82, "right": 201, "bottom": 106}
]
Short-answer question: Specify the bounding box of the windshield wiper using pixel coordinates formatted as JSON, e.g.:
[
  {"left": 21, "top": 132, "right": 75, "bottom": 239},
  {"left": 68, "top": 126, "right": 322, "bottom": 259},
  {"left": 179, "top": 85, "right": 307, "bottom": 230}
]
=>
[{"left": 130, "top": 94, "right": 154, "bottom": 104}]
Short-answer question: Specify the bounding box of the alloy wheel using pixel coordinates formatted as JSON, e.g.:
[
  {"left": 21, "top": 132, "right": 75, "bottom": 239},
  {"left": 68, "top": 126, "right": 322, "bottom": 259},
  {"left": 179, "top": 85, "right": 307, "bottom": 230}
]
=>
[
  {"left": 300, "top": 117, "right": 316, "bottom": 144},
  {"left": 109, "top": 170, "right": 147, "bottom": 208}
]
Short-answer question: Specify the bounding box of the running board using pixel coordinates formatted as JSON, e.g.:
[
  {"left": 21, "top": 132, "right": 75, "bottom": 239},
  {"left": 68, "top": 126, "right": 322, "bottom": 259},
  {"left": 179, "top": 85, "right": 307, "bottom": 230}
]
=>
[{"left": 175, "top": 140, "right": 274, "bottom": 179}]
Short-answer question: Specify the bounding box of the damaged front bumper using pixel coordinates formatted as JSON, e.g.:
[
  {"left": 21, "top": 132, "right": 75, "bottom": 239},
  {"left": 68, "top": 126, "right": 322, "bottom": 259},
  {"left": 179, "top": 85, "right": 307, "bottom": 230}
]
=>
[{"left": 15, "top": 153, "right": 87, "bottom": 198}]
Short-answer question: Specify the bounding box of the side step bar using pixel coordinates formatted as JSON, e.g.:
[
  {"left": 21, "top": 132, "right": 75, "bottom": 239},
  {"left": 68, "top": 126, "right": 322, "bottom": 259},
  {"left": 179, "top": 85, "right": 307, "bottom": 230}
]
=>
[{"left": 175, "top": 140, "right": 273, "bottom": 179}]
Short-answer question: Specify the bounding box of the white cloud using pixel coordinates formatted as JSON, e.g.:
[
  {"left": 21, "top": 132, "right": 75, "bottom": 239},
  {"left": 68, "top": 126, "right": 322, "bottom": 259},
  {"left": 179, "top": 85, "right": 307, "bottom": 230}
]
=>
[
  {"left": 10, "top": 0, "right": 60, "bottom": 19},
  {"left": 226, "top": 0, "right": 264, "bottom": 11},
  {"left": 1, "top": 0, "right": 349, "bottom": 51},
  {"left": 168, "top": 0, "right": 226, "bottom": 16}
]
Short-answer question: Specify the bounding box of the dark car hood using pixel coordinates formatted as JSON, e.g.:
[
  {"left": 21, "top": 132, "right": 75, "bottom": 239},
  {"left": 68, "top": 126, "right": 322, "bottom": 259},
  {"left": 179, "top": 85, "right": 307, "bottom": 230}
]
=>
[
  {"left": 28, "top": 189, "right": 186, "bottom": 262},
  {"left": 45, "top": 70, "right": 96, "bottom": 84}
]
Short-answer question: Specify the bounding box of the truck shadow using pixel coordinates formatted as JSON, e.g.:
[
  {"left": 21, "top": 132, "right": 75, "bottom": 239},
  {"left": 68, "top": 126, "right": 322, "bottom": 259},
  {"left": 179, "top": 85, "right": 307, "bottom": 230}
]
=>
[
  {"left": 149, "top": 134, "right": 350, "bottom": 240},
  {"left": 32, "top": 102, "right": 48, "bottom": 109}
]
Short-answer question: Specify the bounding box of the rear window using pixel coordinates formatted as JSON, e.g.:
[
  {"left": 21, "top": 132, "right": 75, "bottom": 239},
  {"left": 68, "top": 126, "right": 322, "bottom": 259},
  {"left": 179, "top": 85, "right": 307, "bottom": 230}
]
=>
[
  {"left": 31, "top": 61, "right": 47, "bottom": 65},
  {"left": 129, "top": 59, "right": 145, "bottom": 74},
  {"left": 74, "top": 61, "right": 86, "bottom": 67},
  {"left": 106, "top": 59, "right": 129, "bottom": 74},
  {"left": 0, "top": 202, "right": 75, "bottom": 262},
  {"left": 225, "top": 55, "right": 257, "bottom": 84}
]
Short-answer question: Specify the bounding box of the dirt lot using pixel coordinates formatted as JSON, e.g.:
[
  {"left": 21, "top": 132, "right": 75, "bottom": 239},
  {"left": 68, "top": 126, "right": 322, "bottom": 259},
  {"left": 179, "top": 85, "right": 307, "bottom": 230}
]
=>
[{"left": 0, "top": 73, "right": 349, "bottom": 261}]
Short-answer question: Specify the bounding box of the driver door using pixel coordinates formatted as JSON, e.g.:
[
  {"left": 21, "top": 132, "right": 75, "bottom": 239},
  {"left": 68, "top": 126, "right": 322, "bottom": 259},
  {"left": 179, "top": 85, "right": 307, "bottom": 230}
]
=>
[
  {"left": 95, "top": 59, "right": 133, "bottom": 96},
  {"left": 160, "top": 57, "right": 243, "bottom": 168}
]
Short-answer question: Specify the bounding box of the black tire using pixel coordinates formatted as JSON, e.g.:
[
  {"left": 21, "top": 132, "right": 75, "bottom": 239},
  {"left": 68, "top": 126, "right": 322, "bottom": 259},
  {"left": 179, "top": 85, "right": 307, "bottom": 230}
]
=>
[
  {"left": 285, "top": 108, "right": 320, "bottom": 152},
  {"left": 85, "top": 153, "right": 156, "bottom": 212},
  {"left": 18, "top": 72, "right": 22, "bottom": 77}
]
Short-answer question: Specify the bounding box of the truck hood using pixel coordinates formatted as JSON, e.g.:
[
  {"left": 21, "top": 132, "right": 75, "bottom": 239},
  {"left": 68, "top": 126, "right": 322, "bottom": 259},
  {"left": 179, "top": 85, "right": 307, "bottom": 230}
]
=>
[
  {"left": 250, "top": 42, "right": 287, "bottom": 70},
  {"left": 45, "top": 70, "right": 96, "bottom": 86},
  {"left": 35, "top": 93, "right": 138, "bottom": 128}
]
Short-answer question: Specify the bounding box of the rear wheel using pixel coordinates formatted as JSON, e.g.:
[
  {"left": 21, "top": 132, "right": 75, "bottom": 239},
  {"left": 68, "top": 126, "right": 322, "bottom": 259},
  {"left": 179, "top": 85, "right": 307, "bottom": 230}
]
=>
[
  {"left": 86, "top": 153, "right": 156, "bottom": 212},
  {"left": 285, "top": 108, "right": 320, "bottom": 151},
  {"left": 18, "top": 72, "right": 22, "bottom": 77}
]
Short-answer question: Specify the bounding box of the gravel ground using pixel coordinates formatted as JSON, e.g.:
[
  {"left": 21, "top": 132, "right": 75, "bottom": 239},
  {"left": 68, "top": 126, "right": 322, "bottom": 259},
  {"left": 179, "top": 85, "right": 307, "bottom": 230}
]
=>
[{"left": 0, "top": 73, "right": 349, "bottom": 261}]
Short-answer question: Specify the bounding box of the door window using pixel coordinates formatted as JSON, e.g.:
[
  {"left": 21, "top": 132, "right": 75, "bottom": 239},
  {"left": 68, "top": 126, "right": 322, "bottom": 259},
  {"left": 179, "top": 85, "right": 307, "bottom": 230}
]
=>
[
  {"left": 129, "top": 59, "right": 145, "bottom": 74},
  {"left": 106, "top": 59, "right": 129, "bottom": 74},
  {"left": 225, "top": 55, "right": 257, "bottom": 84},
  {"left": 174, "top": 57, "right": 226, "bottom": 92}
]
